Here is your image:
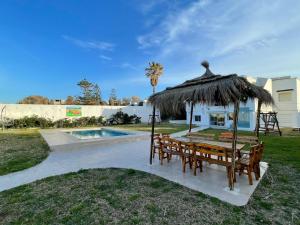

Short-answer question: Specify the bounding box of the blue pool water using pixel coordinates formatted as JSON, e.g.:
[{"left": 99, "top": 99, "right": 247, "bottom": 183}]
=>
[{"left": 67, "top": 129, "right": 128, "bottom": 139}]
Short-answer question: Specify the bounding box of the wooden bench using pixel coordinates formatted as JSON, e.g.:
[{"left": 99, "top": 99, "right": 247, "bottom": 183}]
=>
[
  {"left": 159, "top": 137, "right": 194, "bottom": 173},
  {"left": 186, "top": 132, "right": 215, "bottom": 141},
  {"left": 219, "top": 132, "right": 258, "bottom": 144},
  {"left": 192, "top": 143, "right": 234, "bottom": 189}
]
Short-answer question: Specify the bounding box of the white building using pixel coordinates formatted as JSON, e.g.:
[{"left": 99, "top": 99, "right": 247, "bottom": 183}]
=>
[{"left": 186, "top": 76, "right": 300, "bottom": 130}]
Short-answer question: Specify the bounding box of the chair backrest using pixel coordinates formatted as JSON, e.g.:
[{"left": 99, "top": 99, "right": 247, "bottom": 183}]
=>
[
  {"left": 219, "top": 133, "right": 258, "bottom": 144},
  {"left": 194, "top": 143, "right": 229, "bottom": 161},
  {"left": 255, "top": 141, "right": 264, "bottom": 162},
  {"left": 159, "top": 137, "right": 170, "bottom": 146},
  {"left": 249, "top": 144, "right": 260, "bottom": 167},
  {"left": 180, "top": 141, "right": 194, "bottom": 154},
  {"left": 187, "top": 132, "right": 215, "bottom": 140},
  {"left": 168, "top": 138, "right": 181, "bottom": 151},
  {"left": 220, "top": 132, "right": 233, "bottom": 137},
  {"left": 219, "top": 132, "right": 233, "bottom": 142},
  {"left": 153, "top": 133, "right": 160, "bottom": 142}
]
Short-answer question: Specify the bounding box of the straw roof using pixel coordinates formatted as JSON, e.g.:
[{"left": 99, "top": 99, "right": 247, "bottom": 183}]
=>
[{"left": 149, "top": 61, "right": 274, "bottom": 114}]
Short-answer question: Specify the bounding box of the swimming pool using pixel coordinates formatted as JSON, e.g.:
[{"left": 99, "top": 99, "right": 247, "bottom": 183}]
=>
[{"left": 66, "top": 129, "right": 129, "bottom": 139}]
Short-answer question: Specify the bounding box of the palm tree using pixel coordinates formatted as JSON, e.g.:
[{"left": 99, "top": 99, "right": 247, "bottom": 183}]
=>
[{"left": 145, "top": 62, "right": 163, "bottom": 94}]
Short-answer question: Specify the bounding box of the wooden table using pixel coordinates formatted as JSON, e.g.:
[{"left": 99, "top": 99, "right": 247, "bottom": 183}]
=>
[{"left": 174, "top": 137, "right": 246, "bottom": 151}]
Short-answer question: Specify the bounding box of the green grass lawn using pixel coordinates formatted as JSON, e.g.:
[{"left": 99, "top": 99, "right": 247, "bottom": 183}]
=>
[
  {"left": 0, "top": 127, "right": 299, "bottom": 224},
  {"left": 0, "top": 129, "right": 50, "bottom": 175},
  {"left": 109, "top": 122, "right": 192, "bottom": 134}
]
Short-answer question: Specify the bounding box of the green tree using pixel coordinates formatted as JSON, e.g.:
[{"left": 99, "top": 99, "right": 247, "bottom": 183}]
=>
[
  {"left": 76, "top": 79, "right": 102, "bottom": 105},
  {"left": 77, "top": 79, "right": 94, "bottom": 104},
  {"left": 92, "top": 84, "right": 101, "bottom": 105},
  {"left": 145, "top": 62, "right": 164, "bottom": 94}
]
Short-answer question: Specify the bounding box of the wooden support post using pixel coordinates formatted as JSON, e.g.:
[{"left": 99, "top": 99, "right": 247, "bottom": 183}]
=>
[
  {"left": 189, "top": 102, "right": 194, "bottom": 133},
  {"left": 1, "top": 106, "right": 6, "bottom": 132},
  {"left": 149, "top": 105, "right": 156, "bottom": 165},
  {"left": 231, "top": 101, "right": 240, "bottom": 190},
  {"left": 255, "top": 99, "right": 262, "bottom": 138}
]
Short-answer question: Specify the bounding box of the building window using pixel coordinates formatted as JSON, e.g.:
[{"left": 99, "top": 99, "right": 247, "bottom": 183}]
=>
[
  {"left": 194, "top": 115, "right": 201, "bottom": 122},
  {"left": 238, "top": 108, "right": 250, "bottom": 128},
  {"left": 228, "top": 113, "right": 234, "bottom": 120},
  {"left": 210, "top": 113, "right": 225, "bottom": 126},
  {"left": 278, "top": 91, "right": 292, "bottom": 102}
]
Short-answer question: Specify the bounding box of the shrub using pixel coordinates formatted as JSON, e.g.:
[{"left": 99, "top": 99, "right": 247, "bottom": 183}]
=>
[
  {"left": 54, "top": 116, "right": 105, "bottom": 128},
  {"left": 109, "top": 111, "right": 141, "bottom": 125},
  {"left": 10, "top": 115, "right": 53, "bottom": 128},
  {"left": 54, "top": 118, "right": 73, "bottom": 128},
  {"left": 5, "top": 116, "right": 105, "bottom": 129}
]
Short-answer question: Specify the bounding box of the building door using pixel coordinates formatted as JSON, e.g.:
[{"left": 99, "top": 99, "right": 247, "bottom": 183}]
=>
[{"left": 210, "top": 113, "right": 225, "bottom": 127}]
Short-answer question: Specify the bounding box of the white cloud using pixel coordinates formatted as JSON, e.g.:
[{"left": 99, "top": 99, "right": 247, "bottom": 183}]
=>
[
  {"left": 62, "top": 35, "right": 115, "bottom": 51},
  {"left": 138, "top": 0, "right": 300, "bottom": 55},
  {"left": 136, "top": 0, "right": 168, "bottom": 14},
  {"left": 119, "top": 62, "right": 138, "bottom": 70},
  {"left": 136, "top": 0, "right": 300, "bottom": 81},
  {"left": 99, "top": 54, "right": 112, "bottom": 61},
  {"left": 137, "top": 0, "right": 211, "bottom": 50}
]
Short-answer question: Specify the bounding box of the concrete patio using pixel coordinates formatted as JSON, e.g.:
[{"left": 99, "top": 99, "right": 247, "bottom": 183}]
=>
[{"left": 0, "top": 128, "right": 267, "bottom": 206}]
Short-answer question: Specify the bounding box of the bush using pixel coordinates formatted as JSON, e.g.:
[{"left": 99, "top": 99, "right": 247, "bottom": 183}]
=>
[
  {"left": 10, "top": 115, "right": 53, "bottom": 128},
  {"left": 3, "top": 113, "right": 140, "bottom": 129},
  {"left": 5, "top": 115, "right": 105, "bottom": 129},
  {"left": 108, "top": 111, "right": 141, "bottom": 125},
  {"left": 54, "top": 118, "right": 73, "bottom": 128}
]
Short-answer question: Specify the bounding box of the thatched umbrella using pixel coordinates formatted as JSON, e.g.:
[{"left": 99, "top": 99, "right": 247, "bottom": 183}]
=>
[{"left": 148, "top": 61, "right": 273, "bottom": 190}]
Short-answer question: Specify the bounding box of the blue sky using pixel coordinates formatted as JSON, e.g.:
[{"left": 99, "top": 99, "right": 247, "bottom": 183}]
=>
[{"left": 1, "top": 0, "right": 300, "bottom": 103}]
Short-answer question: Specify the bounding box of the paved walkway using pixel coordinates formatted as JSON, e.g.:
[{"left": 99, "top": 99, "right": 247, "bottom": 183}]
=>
[{"left": 0, "top": 127, "right": 267, "bottom": 206}]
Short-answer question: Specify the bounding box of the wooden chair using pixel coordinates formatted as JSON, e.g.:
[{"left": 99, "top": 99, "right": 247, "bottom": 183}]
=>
[
  {"left": 152, "top": 133, "right": 161, "bottom": 159},
  {"left": 253, "top": 141, "right": 264, "bottom": 179},
  {"left": 235, "top": 144, "right": 259, "bottom": 185},
  {"left": 152, "top": 133, "right": 171, "bottom": 159},
  {"left": 159, "top": 138, "right": 194, "bottom": 173},
  {"left": 180, "top": 141, "right": 194, "bottom": 173},
  {"left": 167, "top": 138, "right": 182, "bottom": 161},
  {"left": 193, "top": 143, "right": 233, "bottom": 189},
  {"left": 161, "top": 133, "right": 170, "bottom": 138},
  {"left": 159, "top": 137, "right": 173, "bottom": 165}
]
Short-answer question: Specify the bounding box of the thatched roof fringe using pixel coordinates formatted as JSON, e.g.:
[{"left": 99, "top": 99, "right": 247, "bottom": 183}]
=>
[{"left": 149, "top": 70, "right": 274, "bottom": 115}]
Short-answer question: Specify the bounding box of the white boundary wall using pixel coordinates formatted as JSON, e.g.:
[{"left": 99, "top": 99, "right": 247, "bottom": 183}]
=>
[{"left": 0, "top": 104, "right": 155, "bottom": 123}]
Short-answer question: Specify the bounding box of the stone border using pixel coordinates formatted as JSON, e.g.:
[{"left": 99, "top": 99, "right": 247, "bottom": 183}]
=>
[{"left": 40, "top": 127, "right": 150, "bottom": 151}]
